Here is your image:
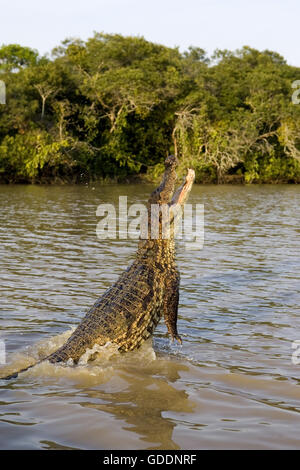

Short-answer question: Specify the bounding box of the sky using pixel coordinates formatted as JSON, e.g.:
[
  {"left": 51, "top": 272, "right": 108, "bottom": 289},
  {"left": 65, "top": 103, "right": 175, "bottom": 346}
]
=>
[{"left": 1, "top": 0, "right": 299, "bottom": 66}]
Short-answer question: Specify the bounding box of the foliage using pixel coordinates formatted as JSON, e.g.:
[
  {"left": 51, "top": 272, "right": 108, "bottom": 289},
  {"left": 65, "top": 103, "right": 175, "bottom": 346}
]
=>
[{"left": 0, "top": 36, "right": 299, "bottom": 183}]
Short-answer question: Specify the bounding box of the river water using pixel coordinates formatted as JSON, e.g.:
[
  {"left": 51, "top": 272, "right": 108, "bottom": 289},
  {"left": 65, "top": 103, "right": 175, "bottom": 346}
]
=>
[{"left": 0, "top": 183, "right": 299, "bottom": 449}]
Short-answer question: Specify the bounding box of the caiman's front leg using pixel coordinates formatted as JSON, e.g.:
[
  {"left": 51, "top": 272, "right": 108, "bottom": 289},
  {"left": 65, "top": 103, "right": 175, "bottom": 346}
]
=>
[
  {"left": 162, "top": 168, "right": 196, "bottom": 344},
  {"left": 163, "top": 271, "right": 182, "bottom": 344}
]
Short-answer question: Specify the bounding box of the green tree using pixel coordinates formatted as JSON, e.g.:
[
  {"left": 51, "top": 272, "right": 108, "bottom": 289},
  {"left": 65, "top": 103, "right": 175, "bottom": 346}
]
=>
[{"left": 0, "top": 44, "right": 39, "bottom": 72}]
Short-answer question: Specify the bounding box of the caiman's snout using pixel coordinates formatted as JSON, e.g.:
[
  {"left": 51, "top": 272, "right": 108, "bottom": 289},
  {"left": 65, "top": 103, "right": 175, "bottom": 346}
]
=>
[
  {"left": 147, "top": 155, "right": 194, "bottom": 208},
  {"left": 165, "top": 155, "right": 178, "bottom": 168}
]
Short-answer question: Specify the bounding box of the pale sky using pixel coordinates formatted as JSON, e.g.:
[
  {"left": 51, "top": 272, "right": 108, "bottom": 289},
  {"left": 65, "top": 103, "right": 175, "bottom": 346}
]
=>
[{"left": 1, "top": 0, "right": 299, "bottom": 66}]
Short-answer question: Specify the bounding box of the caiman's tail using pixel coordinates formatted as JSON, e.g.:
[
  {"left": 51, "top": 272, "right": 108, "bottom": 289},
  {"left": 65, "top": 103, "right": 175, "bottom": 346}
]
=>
[
  {"left": 1, "top": 350, "right": 64, "bottom": 380},
  {"left": 0, "top": 362, "right": 38, "bottom": 380}
]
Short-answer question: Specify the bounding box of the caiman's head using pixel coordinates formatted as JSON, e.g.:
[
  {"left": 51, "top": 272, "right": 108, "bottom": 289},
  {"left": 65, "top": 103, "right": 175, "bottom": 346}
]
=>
[
  {"left": 148, "top": 155, "right": 195, "bottom": 206},
  {"left": 147, "top": 154, "right": 179, "bottom": 206},
  {"left": 141, "top": 155, "right": 195, "bottom": 245}
]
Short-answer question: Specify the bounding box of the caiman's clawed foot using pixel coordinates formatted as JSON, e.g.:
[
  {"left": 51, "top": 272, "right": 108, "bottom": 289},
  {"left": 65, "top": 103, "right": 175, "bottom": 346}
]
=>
[{"left": 172, "top": 334, "right": 182, "bottom": 344}]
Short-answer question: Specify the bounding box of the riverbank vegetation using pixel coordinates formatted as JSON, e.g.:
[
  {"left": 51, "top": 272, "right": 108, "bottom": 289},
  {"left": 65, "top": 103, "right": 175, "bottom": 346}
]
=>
[{"left": 0, "top": 34, "right": 300, "bottom": 184}]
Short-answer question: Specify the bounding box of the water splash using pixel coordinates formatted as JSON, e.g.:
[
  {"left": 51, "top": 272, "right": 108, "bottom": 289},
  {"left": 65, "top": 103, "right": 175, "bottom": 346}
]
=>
[{"left": 0, "top": 328, "right": 157, "bottom": 383}]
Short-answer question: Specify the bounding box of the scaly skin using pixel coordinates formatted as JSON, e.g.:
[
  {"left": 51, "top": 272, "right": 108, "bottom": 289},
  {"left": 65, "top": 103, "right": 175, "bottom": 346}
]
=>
[{"left": 2, "top": 156, "right": 195, "bottom": 378}]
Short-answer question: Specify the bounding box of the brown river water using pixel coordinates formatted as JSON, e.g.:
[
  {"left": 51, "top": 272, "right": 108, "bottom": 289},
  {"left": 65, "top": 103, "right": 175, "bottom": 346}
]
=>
[{"left": 0, "top": 183, "right": 299, "bottom": 449}]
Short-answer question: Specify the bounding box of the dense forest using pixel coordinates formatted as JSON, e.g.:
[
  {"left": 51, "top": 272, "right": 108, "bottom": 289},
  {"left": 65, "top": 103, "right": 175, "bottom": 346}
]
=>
[{"left": 0, "top": 33, "right": 300, "bottom": 184}]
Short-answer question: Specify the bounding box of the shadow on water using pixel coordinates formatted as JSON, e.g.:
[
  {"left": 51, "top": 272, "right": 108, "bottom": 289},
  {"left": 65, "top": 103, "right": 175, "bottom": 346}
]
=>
[{"left": 73, "top": 361, "right": 195, "bottom": 450}]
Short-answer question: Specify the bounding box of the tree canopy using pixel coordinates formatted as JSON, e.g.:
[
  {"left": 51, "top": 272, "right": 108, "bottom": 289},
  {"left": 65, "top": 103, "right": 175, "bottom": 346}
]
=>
[{"left": 0, "top": 34, "right": 299, "bottom": 183}]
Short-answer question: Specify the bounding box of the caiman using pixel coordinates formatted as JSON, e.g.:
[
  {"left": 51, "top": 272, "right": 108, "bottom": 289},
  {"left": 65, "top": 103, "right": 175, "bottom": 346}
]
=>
[{"left": 1, "top": 155, "right": 195, "bottom": 379}]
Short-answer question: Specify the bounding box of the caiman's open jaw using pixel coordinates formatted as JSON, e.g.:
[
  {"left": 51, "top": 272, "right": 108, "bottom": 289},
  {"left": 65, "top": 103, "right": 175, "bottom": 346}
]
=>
[
  {"left": 171, "top": 168, "right": 195, "bottom": 207},
  {"left": 177, "top": 169, "right": 195, "bottom": 204}
]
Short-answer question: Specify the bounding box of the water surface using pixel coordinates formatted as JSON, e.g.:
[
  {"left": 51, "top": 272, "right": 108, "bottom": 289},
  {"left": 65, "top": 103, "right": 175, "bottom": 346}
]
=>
[{"left": 0, "top": 183, "right": 299, "bottom": 449}]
